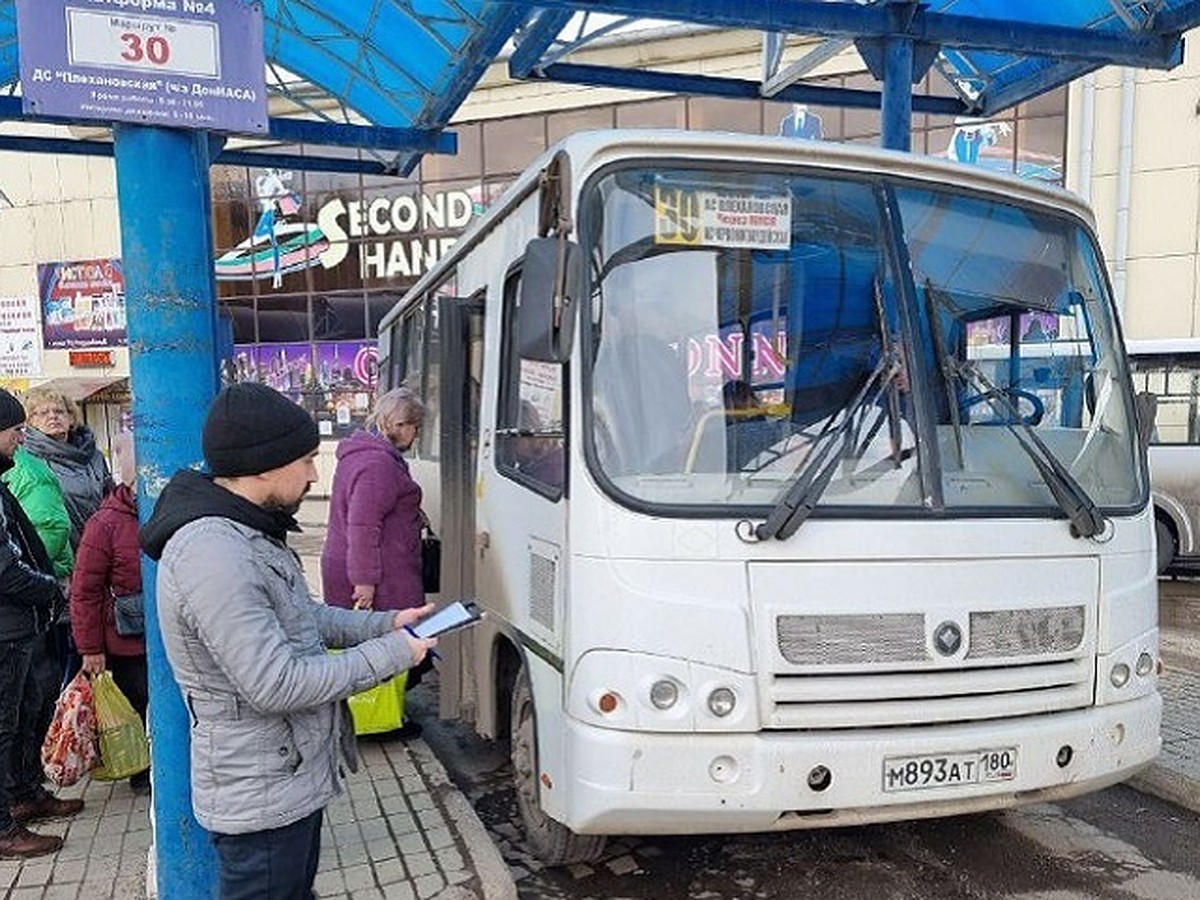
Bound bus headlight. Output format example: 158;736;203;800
649;679;679;710
1110;663;1131;688
1135;652;1154;677
707;687;737;717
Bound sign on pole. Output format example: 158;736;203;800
16;0;268;134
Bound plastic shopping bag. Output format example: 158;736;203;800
91;671;150;781
346;671;408;736
41;671;100;788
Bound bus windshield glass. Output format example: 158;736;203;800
582;164;1143;517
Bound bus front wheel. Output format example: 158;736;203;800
510;663;607;865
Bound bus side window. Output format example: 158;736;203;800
498;270;566;498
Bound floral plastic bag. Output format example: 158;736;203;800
91;671;150;781
347;671;408;736
41;671;100;788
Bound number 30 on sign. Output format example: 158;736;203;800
67;9;221;79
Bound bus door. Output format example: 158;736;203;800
476;265;569;687
437;293;484;719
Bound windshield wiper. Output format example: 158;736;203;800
947;359;1106;539
755;351;902;541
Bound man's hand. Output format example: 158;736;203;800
403;632;438;667
351;584;376;609
392;602;435;631
82;653;105;676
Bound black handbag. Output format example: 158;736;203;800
421;529;441;594
110;588;145;637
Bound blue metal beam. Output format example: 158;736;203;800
509;1;1185;68
881;36;913;152
510;9;576;77
0;97;456;155
0;133;419;175
527;62;968;115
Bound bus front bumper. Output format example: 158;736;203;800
557;693;1162;834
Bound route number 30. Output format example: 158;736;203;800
120;33;172;66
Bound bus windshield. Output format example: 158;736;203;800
582;164;1143;518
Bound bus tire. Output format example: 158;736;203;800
510;662;607;866
1156;517;1176;575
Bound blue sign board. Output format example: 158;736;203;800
16;0;267;134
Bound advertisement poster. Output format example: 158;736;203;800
0;295;41;378
228;340;378;439
39;259;127;349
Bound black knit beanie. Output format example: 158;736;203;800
0;389;25;432
202;383;319;477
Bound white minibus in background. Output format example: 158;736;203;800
1126;338;1200;573
378;131;1161;864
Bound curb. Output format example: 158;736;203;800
1126;762;1200;816
410;738;518;900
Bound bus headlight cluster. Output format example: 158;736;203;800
1109;651;1157;689
707;687;737;717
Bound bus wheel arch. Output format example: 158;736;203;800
1155;511;1178;575
510;655;607;865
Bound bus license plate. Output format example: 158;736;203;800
882;748;1017;793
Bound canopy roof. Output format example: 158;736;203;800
0;1;1198;162
513;1;1200;118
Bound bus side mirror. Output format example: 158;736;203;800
1134;390;1158;452
518;237;581;363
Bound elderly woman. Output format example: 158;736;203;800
21;388;112;549
321;387;427;614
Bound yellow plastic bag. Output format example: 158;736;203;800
346;671;407;736
91;671;150;781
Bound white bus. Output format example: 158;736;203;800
1126;338;1200;573
378;131;1161;864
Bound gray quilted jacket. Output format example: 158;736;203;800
153;510;415;834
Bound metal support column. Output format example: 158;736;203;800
112;124;220;900
881;35;914;152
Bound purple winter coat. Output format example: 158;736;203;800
321;430;424;611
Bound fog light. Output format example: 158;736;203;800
1055;745;1073;768
1110;663;1130;688
1135;653;1154;677
807;765;832;792
707;687;736;718
649;679;679;710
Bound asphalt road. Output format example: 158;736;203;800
408;684;1200;900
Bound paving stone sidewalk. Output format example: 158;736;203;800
0;725;515;900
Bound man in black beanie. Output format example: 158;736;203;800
0;389;81;858
140;383;436;899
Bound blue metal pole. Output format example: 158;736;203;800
112;124;220;900
881;35;914;152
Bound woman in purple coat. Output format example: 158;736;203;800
322;387;426;613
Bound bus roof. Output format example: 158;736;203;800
1125;337;1200;357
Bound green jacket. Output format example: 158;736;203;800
2;447;75;579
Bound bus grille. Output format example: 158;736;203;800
768;606;1092;729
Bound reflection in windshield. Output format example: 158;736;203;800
583;165;1142;519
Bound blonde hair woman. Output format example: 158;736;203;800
21;388;112;549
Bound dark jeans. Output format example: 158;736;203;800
108;654;148;725
0;639;47;833
212;808;323;900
